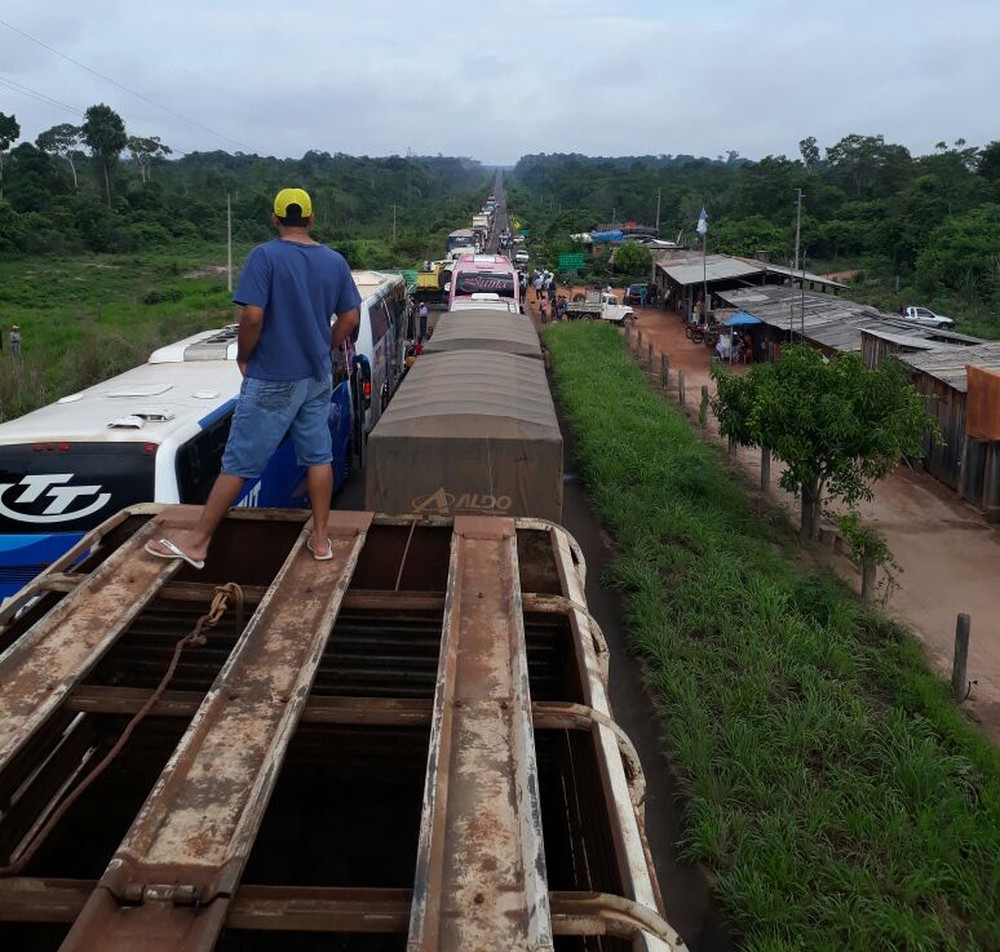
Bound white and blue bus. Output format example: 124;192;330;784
0;270;409;599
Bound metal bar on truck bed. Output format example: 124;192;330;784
60;511;373;952
0;521;177;773
407;515;553;952
547;522;670;937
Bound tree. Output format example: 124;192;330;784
82;104;127;207
612;240;652;276
825;133;913;200
799;136;820;170
711;345;931;539
126;135;172;183
0;112;21;200
914;204;1000;303
977;140;1000;183
36;123;83;189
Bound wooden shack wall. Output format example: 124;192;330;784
912;373;965;490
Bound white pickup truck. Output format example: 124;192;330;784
564;290;635;325
898;306;956;329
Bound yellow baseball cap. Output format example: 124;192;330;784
273;187;312;218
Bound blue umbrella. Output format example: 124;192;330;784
722;311;761;327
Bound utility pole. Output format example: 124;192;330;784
792;188;803;340
793;188;803;273
392;203;397;244
226;193;233;294
655;187;661;234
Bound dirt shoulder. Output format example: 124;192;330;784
534;289;1000;742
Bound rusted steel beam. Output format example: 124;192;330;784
0;880;413;933
407;516;553;952
61;511;373;952
66;686;435;726
0;523;178;773
0;882;679;947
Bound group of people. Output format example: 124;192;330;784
531;269;568;324
715;329;755;363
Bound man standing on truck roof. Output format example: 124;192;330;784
145;186;362;568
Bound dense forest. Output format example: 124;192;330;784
2;104;999;334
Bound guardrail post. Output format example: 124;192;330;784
678;370;686;405
624;322;632;347
952;613;971;701
647;342;654;371
660;354;669;390
636;329;644;358
699;385;709;427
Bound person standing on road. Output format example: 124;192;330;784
417;302;429;342
145;187;362;568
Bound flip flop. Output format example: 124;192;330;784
144;537;205;570
307;536;334;561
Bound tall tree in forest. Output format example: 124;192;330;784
82;104;127;207
126;135;172;183
36;123;83;189
799;136;820;170
0;112;21;200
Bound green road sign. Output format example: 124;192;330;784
558;253;586;271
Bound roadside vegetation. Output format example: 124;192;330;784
543;320;999;950
0;245;236;420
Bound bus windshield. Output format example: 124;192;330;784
448;254;520;311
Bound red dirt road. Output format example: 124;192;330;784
534;288;1000;742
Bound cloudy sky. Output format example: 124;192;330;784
2;0;998;166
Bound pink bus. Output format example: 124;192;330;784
447;253;522;312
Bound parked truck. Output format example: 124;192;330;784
564;288;636;325
898;305;956;329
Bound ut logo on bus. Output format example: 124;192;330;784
0;474;112;523
411;488;513;516
234;479;262;509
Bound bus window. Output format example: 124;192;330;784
371;298;391;343
175;413;233;505
332;343;350;387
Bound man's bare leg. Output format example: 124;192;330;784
306;462;333;557
147;473;246;563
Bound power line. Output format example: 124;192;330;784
0;75;82;117
0;16;257;154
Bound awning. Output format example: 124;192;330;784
722;311;762;327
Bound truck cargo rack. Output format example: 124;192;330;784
0;505;680;951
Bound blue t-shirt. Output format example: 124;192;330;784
233;239;362;381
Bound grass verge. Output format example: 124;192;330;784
543;321;999;951
0;244;241;420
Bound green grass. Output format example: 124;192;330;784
0;244;243;421
543;321;999;951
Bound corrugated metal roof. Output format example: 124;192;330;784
896;342;1000;392
719;286;986;354
653;252;846;290
860;329;939;350
757;262;846;290
658;254;762;286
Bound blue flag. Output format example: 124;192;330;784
696;207;708;236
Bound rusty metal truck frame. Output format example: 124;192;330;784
0;505;680;951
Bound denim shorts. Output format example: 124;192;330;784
222;375;333;479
